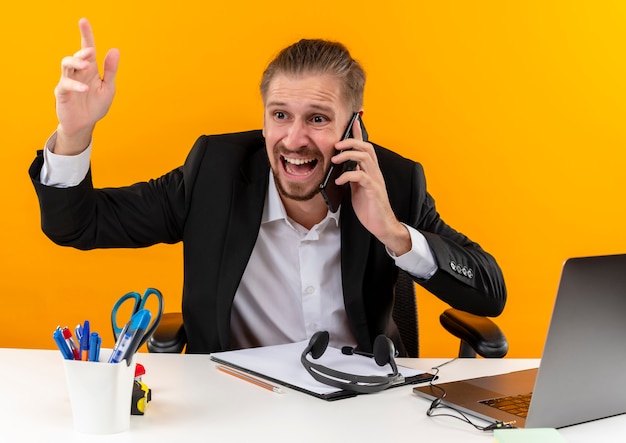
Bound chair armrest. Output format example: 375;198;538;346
147;312;187;353
439;308;508;358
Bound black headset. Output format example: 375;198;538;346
300;331;401;394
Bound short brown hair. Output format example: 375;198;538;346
260;39;366;112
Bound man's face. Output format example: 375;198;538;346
262;73;352;204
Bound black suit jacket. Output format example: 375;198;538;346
30;130;506;354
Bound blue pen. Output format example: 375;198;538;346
109;309;151;365
79;321;90;361
53;327;74;360
109;323;128;361
88;332;101;362
75;324;83;343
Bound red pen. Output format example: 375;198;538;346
62;327;80;360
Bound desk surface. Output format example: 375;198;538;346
0;348;622;442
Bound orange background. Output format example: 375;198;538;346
1;2;624;357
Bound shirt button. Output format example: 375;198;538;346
304;286;315;295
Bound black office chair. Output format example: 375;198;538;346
147;270;508;358
392;270;508;358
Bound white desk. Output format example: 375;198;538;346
0;349;622;442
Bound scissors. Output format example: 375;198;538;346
111;288;164;349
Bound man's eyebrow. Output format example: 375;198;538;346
265;101;335;114
265;100;287;108
309;104;334;114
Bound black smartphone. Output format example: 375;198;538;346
319;113;368;213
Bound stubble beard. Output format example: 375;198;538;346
271;166;320;202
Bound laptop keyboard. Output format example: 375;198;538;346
479;392;533;418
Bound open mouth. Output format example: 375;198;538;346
281;155;319;176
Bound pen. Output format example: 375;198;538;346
61;327;80;360
74;324;83;344
53;327;74;360
109;309;151;365
108;323;129;363
79;321;90;361
216;365;285;394
88;332;101;362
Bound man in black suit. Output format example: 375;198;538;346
30;19;506;354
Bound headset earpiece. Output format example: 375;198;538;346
308;331;329;359
373;335;394;366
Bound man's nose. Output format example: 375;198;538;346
283;120;308;149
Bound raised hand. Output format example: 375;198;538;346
53;18;120;155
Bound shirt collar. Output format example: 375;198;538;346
263;173;341;228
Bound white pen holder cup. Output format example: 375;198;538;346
62;349;136;434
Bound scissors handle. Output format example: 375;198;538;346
139;288;164;348
111;291;142;340
111;288;164;348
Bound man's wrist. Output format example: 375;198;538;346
40;131;92;188
381;221;412;257
387;224;437;280
53;125;93;156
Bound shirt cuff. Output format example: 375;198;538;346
40;132;91;188
387;224;438;280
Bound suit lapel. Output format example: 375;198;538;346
215;149;269;346
340;200;372;348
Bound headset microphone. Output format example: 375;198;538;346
301;331;401;394
342;345;400;359
341;346;373;358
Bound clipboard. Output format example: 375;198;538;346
210;340;435;401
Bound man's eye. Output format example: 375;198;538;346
312;115;327;123
274;111;286;120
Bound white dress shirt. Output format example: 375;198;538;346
230;174;353;348
41;136;437;349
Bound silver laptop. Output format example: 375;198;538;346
414;254;626;428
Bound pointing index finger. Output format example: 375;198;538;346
78;17;95;49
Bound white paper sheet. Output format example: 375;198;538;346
210;340;424;396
